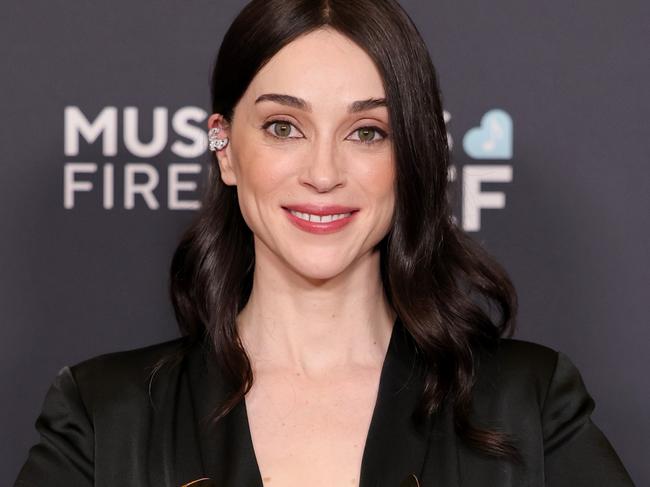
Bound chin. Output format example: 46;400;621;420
289;258;352;282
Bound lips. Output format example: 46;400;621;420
282;204;359;234
282;204;359;216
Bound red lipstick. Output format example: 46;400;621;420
282;204;359;234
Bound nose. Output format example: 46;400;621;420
298;136;345;192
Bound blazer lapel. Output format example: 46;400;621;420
145;340;205;487
359;317;461;487
170;359;207;485
420;399;462;486
186;338;264;487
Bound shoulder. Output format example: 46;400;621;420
474;339;633;483
492;337;557;363
478;338;560;379
473;338;563;412
472;338;597;432
67;336;191;414
70;336;189;379
489;337;559;380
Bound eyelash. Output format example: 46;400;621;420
261;119;389;145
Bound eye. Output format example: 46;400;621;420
347;126;388;145
262;119;303;139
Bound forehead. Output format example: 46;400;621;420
244;28;386;108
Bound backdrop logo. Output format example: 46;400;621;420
63;106;209;210
463;109;513;159
446;109;514;232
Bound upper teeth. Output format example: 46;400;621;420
290;210;353;223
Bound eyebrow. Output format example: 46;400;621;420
254;93;387;113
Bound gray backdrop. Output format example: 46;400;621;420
1;0;647;484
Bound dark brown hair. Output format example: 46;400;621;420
169;0;519;460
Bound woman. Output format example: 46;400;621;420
15;0;634;486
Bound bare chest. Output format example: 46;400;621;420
244;368;382;487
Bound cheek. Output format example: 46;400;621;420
358;156;396;206
362;157;396;236
233;145;293;213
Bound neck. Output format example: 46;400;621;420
236;244;396;376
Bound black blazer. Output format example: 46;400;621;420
15;319;634;486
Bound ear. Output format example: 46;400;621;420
207;112;237;186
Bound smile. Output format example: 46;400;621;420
289;210;353;222
283;207;358;234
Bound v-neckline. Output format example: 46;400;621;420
189;314;436;487
240;316;401;486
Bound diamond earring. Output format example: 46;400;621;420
208;127;229;151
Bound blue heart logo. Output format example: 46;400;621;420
462;109;513;159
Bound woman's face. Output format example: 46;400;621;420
211;28;395;281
